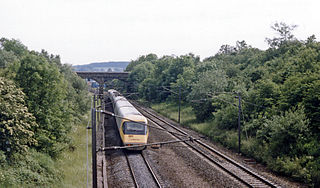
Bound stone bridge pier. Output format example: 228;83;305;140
75;72;129;95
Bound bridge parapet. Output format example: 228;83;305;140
76;71;129;84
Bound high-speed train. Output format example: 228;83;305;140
107;89;148;150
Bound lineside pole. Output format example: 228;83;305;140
92;95;97;188
237;93;241;154
178;86;181;124
94;93;96;109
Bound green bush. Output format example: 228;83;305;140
241;137;259;158
268;156;309;182
257;106;309;157
0;150;61;187
224;131;238;150
214;105;238;130
306;157;320;187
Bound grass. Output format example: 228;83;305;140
55;115;92;188
151;101;211;135
151;102;196;124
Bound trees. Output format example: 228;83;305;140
125;53;199;102
0;77;37;156
127;61;155;96
60;64;90;121
188;67;228;121
125;53;157;71
0;50;17;68
302;79;320;135
265;22;298;48
218;44;237;55
14;54;70;157
165;54;199;86
0;38;27;58
0;38;90;186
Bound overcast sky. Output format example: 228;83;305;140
0;0;319;65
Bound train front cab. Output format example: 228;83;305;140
119;117;148;150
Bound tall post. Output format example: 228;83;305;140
92;95;97;188
178;86;181;124
237;93;241;154
94;94;96;108
99;83;104;97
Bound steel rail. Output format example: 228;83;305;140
124;152;139;188
135;104;280;188
141;152;163;188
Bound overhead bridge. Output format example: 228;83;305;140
76;71;129;94
76;71;129;84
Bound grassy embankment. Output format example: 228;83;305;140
55;113;92;188
151;102;242;151
151;102;209;133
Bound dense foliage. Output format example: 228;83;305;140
0;77;37;155
0;38;90;186
124;23;320;186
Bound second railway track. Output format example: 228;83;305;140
134;103;280;188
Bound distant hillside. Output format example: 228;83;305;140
73;61;130;72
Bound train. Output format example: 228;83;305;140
107;89;149;150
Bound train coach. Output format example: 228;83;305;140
107;89;149;150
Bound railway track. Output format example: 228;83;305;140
135;103;281;188
124;150;162;188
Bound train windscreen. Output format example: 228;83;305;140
123;122;147;135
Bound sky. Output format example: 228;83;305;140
0;0;319;65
